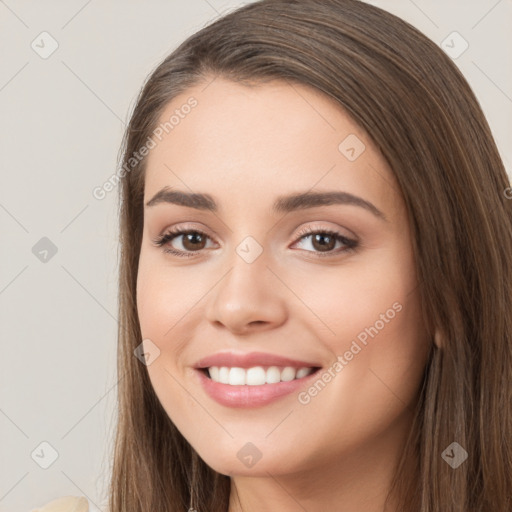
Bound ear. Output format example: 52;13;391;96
434;329;442;349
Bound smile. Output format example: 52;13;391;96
195;366;322;408
205;365;316;385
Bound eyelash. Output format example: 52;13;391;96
152;225;359;259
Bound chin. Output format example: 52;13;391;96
196;443;304;477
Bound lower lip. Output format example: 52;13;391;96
194;368;321;408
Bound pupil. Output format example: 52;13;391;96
314;234;334;251
184;232;204;250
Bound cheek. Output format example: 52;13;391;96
136;251;204;338
292;245;420;346
136;254;201;442
135;253;208;414
298;245;428;403
292;284;428;462
320;277;428;429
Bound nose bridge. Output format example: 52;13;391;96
205;237;287;332
217;239;273;306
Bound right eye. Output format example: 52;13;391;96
152;227;217;258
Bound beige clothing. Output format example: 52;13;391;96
31;496;89;512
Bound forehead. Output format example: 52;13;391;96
143;77;400;220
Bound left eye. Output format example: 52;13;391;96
152;226;358;258
292;226;358;256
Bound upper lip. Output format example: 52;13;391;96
194;351;321;369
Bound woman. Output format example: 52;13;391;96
35;0;512;510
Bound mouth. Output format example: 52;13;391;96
198;365;322;386
194;364;323;408
192;351;324;407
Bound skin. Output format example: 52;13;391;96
136;77;432;512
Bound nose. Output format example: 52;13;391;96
205;251;288;335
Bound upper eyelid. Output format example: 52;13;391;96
159;224;356;248
160;223;354;241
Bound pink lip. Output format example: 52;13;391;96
193;351;320;369
194;367;321;408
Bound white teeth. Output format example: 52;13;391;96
229;367;246;385
266;366;281;384
209;366;219;381
206;365;315;385
296;367;312;379
280;367;296;382
218;367;230;384
246;366;266;385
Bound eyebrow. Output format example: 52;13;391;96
145;186;387;221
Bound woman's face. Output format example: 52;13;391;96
136;77;431;478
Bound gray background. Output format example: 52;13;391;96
1;1;510;510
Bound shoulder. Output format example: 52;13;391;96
30;496;90;512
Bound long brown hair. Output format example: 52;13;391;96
109;0;512;510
